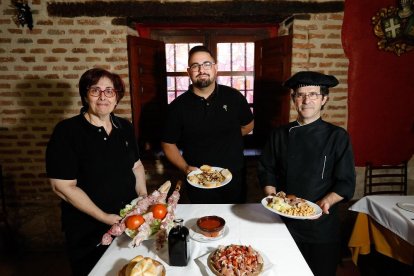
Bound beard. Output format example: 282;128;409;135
192;74;214;88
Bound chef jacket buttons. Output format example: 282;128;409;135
104;137;107;141
98;129;102;132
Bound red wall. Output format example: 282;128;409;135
343;0;414;166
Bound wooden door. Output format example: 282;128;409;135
253;35;292;147
127;35;167;151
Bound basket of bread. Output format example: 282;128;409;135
118;255;166;276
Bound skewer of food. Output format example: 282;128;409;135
101;181;181;248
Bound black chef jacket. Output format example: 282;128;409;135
162;84;254;203
258;118;355;243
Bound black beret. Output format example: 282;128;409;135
284;71;339;89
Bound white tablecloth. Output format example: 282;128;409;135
349;195;414;245
89;204;313;276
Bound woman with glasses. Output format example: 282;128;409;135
258;71;355;276
46;68;147;276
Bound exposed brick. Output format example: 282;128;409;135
56;82;71;88
37;39;53;44
72;48;88;53
62;74;79;79
322;24;342;30
309;33;325;39
53;65;68;71
93;48;110;53
30;48;47;54
43;57;60;62
15;65;29;71
27;29;42;35
325;53;346;58
48;92;64;97
80;38;95;44
11;48;26;53
0;57;15;62
2;109;26;115
24;75;40;80
16;83;31;89
33;66;48;71
69;29;85;35
21;57;36;62
321;43;342;49
77;19;100;25
89;29;107;35
111;29;125;35
37;20;53;25
73;65;89;71
114;64;129;70
0;74;20;80
113;48;127;53
85;57;101;62
52;48;67;53
0;38;12;43
59;38;73;44
102;37;126;44
319;62;333;67
44;74;59;79
36;83;52;88
25;91;43;97
0;19;12;24
293;43;316;49
58;19;74;25
48;29;65;35
328;33;340;39
310;52;323;58
65;57;80;62
8;29;23;34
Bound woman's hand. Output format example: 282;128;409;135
101;213;122;225
185;165;198;175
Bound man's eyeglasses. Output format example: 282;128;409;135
293;92;322;100
88;87;116;98
188;61;215;72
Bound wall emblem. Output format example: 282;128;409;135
372;0;414;55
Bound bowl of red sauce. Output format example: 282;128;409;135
196;216;226;237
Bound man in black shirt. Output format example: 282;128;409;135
258;71;355;276
162;46;254;203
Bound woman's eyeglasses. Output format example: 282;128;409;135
188;61;215;72
88;87;116;98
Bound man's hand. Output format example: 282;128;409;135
263;185;276;196
316;192;343;215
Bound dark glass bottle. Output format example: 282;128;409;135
168;218;189;266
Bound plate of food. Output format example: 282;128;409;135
396;202;414;213
187;165;232;189
207;244;264;276
261;191;322;220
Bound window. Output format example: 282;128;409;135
164;41;255;111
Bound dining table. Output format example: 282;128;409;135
89;203;314;275
348;195;414;266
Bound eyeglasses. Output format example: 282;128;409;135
188;61;215;72
88;87;116;98
293;92;322;100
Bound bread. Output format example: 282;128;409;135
204;181;220;188
118;255;165;276
200;165;213;172
220;169;232;179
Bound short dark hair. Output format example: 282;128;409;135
78;68;125;109
188;45;215;63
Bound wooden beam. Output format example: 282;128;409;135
47;1;344;24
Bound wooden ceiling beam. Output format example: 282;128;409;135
47;1;343;24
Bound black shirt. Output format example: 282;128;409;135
162;84;254;203
46;112;140;231
258;118;355;242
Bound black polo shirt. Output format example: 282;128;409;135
46;112;139;231
163;84;253;171
162;84;253;203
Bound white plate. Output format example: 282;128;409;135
190;225;229;243
261;196;322;220
187;167;232;189
396;202;414;213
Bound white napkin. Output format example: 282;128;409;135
194;250;277;276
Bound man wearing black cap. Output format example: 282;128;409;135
258;71;355;276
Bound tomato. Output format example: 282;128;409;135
125;215;145;230
151;204;168;220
